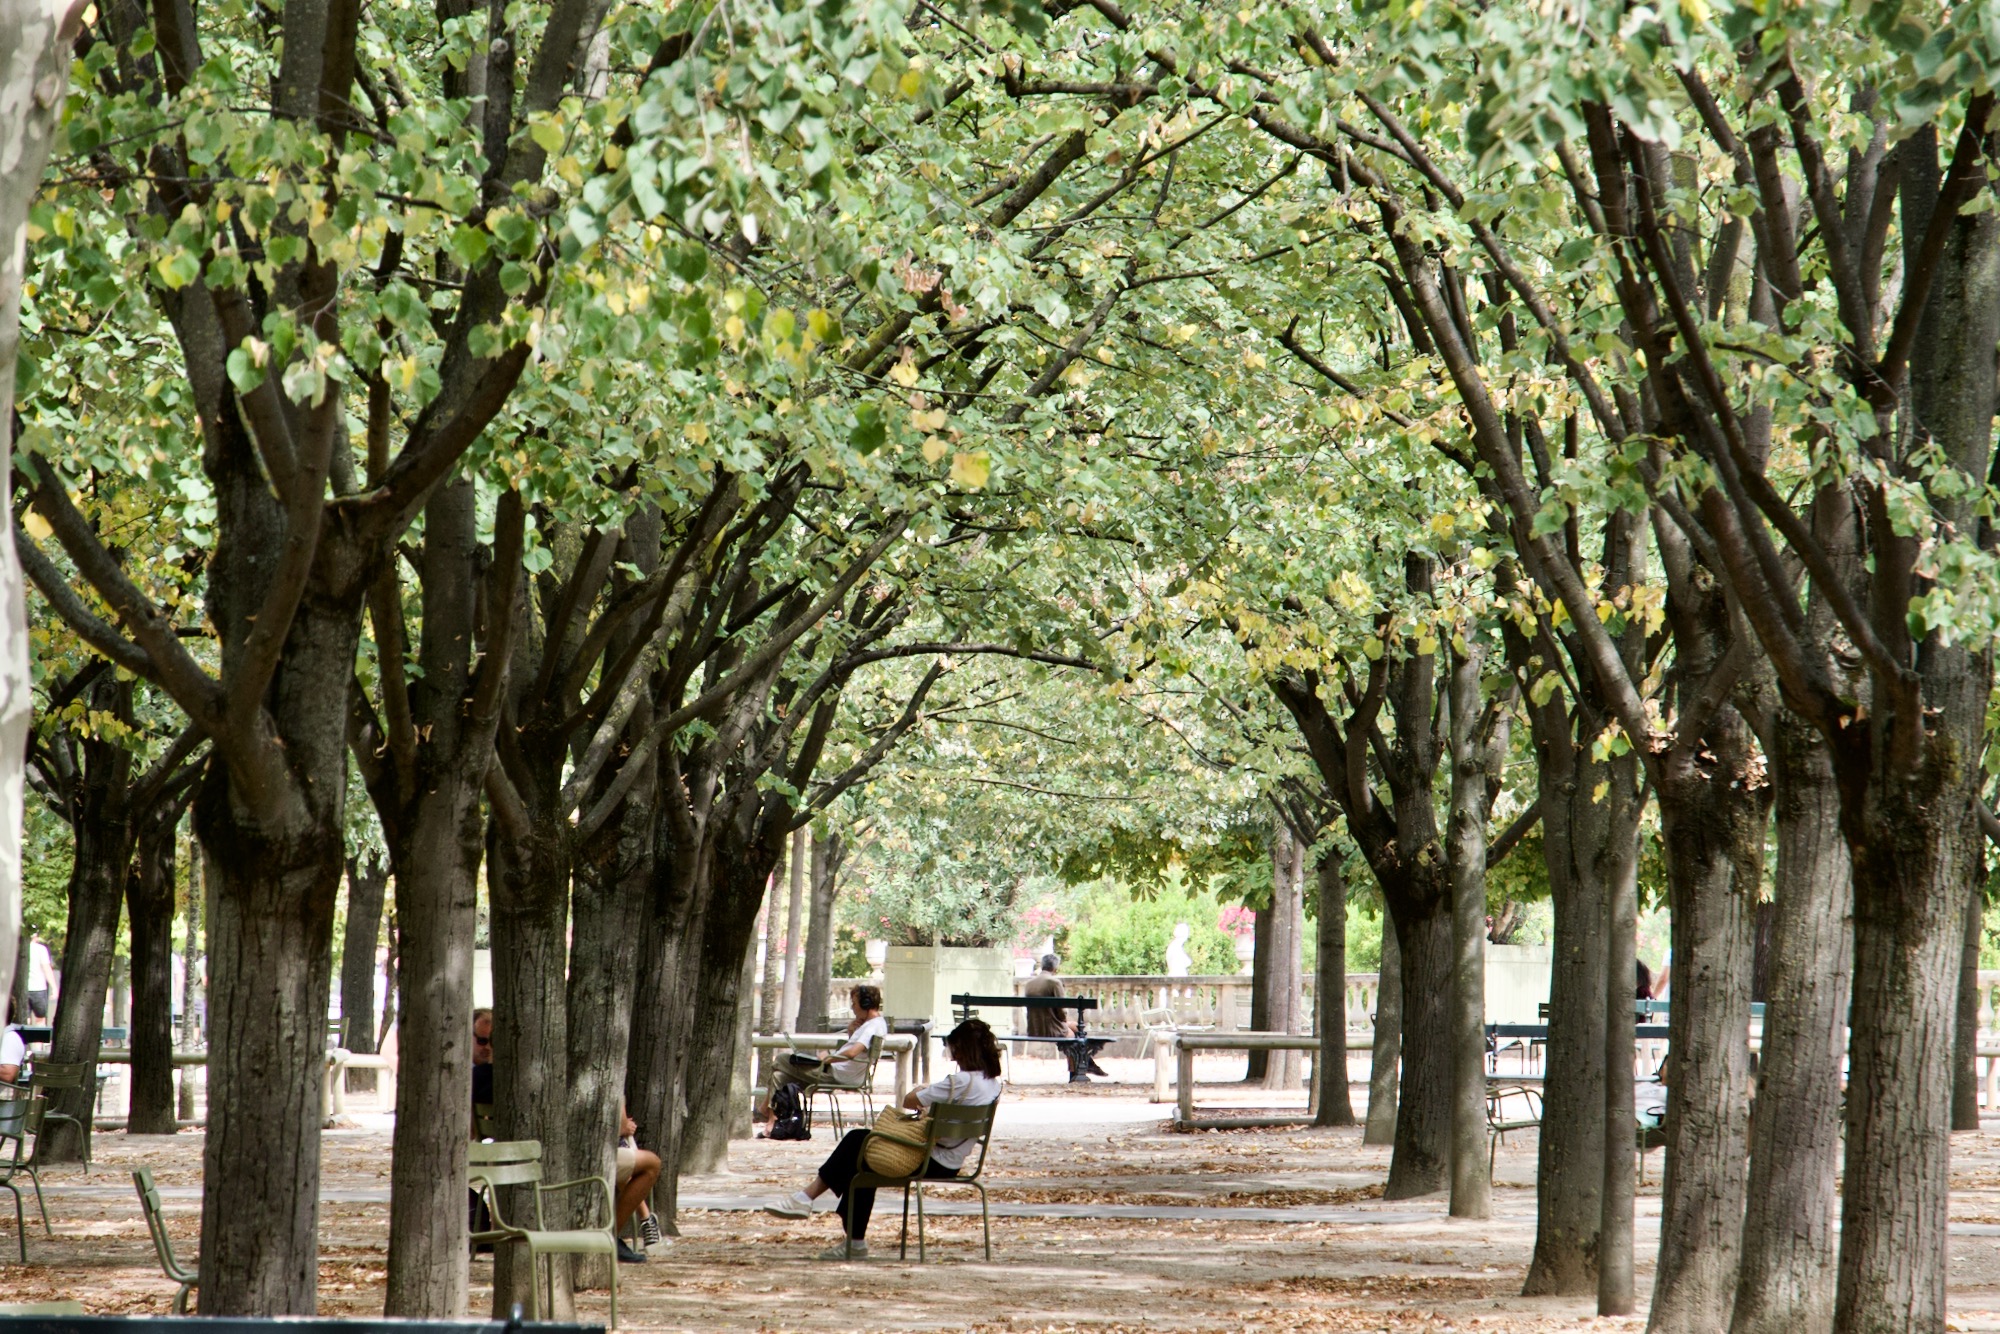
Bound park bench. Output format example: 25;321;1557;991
948;993;1106;1078
1162;1031;1322;1130
847;1099;1000;1262
132;1167;198;1313
467;1140;619;1326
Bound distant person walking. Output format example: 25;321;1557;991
25;934;54;1020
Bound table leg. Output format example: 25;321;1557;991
1154;1039;1170;1104
894;1047;910;1101
1176;1042;1194;1129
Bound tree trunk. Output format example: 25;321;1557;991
798;829;843;1031
562;785;652;1291
1647;707;1768;1334
44;796;128;1160
1731;707;1852;1334
1523;743;1628;1295
382;809;479;1318
682;859;769;1173
178;855;203;1121
1598;754;1642;1317
1364;910;1400;1146
1953;852;1984;1133
193;804;343;1314
1247;904;1272;1081
126;797;184;1134
779;826;806;1031
0;0;83;1021
1444;645;1493;1220
1312;848;1353;1127
626;839;701;1231
755;838;785;1033
1836;749;1982;1334
340;853;387;1092
1264;818;1303;1092
1385;885;1452;1198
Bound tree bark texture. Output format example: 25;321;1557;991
1445;645;1496;1219
178;864;202;1120
44;678;134;1161
1597;752;1642;1317
1953;854;1984;1133
1312;847;1353;1127
1365;910;1400;1146
626;830;701;1231
681;841;777;1173
1386;888;1451;1197
1731;706;1852;1334
1246;904;1272;1082
797;828;844;1031
1263;817;1304;1092
340;853;387;1077
194;799;343;1314
755;838;785;1034
779;826;806;1031
126;793;188;1133
1646;703;1768;1334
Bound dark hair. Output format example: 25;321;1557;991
1634;961;1653;1000
853;984;883;1013
945;1018;1003;1078
1040;954;1059;973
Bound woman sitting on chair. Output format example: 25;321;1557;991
764;1018;1003;1260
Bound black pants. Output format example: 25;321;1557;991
818;1129;957;1241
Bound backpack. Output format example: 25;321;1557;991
769;1082;809;1140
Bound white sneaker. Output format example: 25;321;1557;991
814;1239;868;1261
763;1192;813;1219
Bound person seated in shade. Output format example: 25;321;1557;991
756;984;887;1137
763;1018;1003;1261
615;1103;663;1262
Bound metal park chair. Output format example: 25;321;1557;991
467;1139;618;1325
847;1100;1000;1262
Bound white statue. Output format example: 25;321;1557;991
1165;922;1193;977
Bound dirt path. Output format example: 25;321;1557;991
15;1068;2000;1331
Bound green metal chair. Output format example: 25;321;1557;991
132;1167;198;1313
473;1101;497;1141
0;1092;50;1260
848;1099;999;1262
803;1032;885;1137
467;1140;618;1325
29;1061;94;1172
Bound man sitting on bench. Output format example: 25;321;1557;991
756;985;887;1137
1024;955;1106;1083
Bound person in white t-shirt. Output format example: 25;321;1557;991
756;985;889;1137
25;935;53;1020
0;1018;26;1084
764;1018;1003;1261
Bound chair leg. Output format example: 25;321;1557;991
5;1182;22;1263
978;1184;991;1262
28;1166;48;1236
914;1183;926;1263
173;1282;192;1315
608;1252;617;1330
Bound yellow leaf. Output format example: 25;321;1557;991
950;451;990;490
911;408;947;431
724;315;746;343
1242;348;1267;369
888;356;921;388
923;436;948;463
21;511;51;542
686;422;710;444
899;68;923;97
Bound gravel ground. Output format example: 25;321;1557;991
12;1055;2000;1331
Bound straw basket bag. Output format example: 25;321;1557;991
861;1106;932;1176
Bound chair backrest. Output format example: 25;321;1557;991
467;1139;544;1189
924;1100;999;1177
132;1167;194;1282
0;1300;85;1315
472;1102;497;1140
30;1061;88;1092
0;1092;42;1142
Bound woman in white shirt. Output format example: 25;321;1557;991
765;1018;1003;1260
